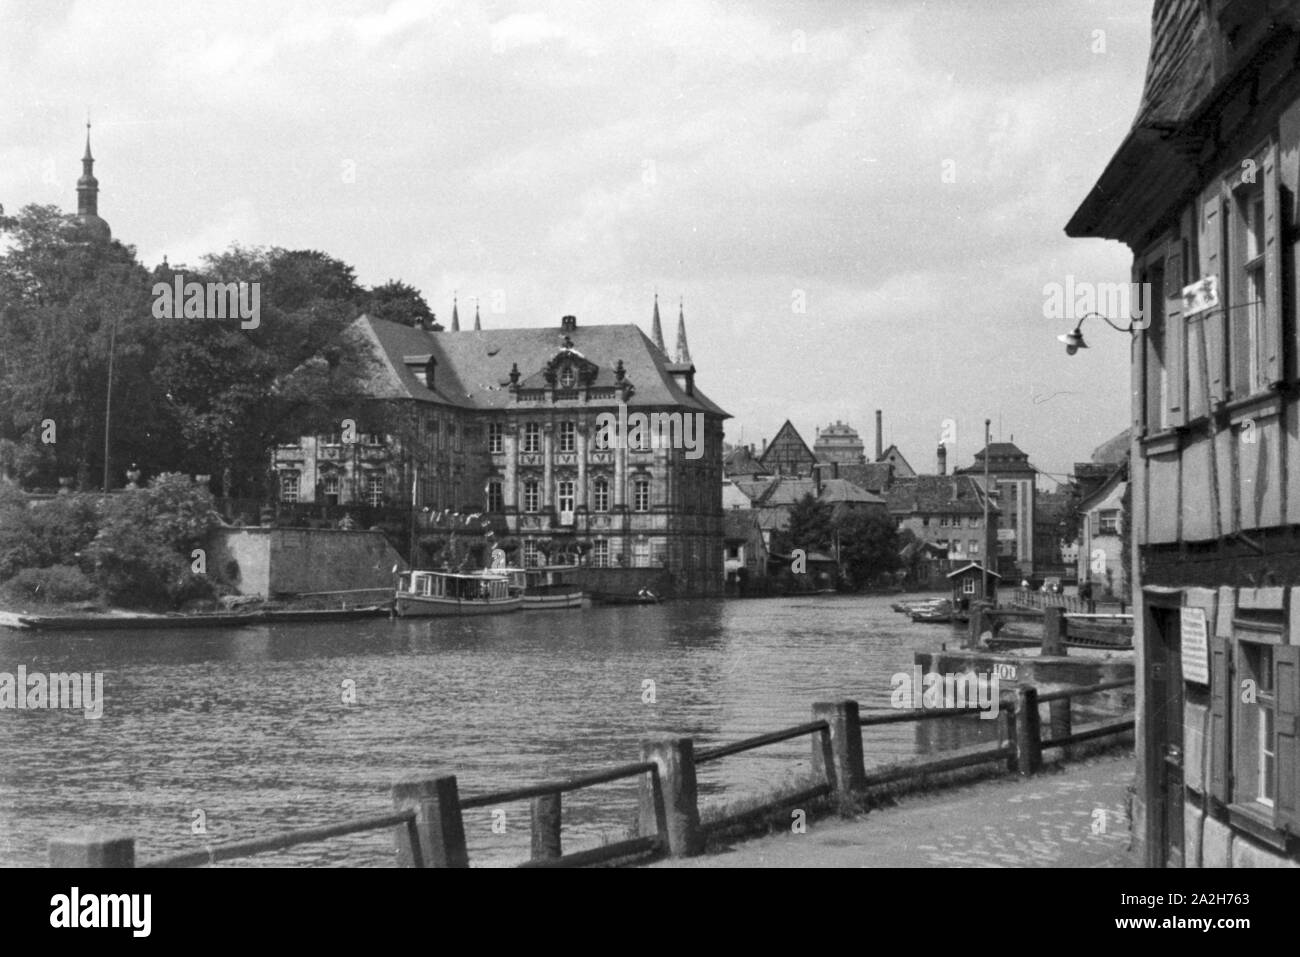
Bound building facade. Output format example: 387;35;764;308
956;442;1038;577
275;308;729;595
1067;0;1300;866
813;420;867;466
885;474;998;582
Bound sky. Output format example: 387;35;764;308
0;0;1153;484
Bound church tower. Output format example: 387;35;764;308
73;122;111;242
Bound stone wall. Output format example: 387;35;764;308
207;527;405;597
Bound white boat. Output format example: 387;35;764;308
395;570;522;617
493;566;585;610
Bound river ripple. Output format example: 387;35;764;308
0;593;988;867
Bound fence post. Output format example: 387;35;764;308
1042;606;1066;656
530;794;562;861
392;774;469;868
1014;688;1042;775
1000;696;1018;771
967;606;984;649
638;736;702;858
48;832;135;867
811;701;865;801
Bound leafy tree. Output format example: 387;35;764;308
366;279;435;327
773;493;834;555
834;508;902;587
0;204;159;489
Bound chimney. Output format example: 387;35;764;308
875;410;883;461
761;438;767;453
937;444;947;476
561;315;577;332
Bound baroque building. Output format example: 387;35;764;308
274;302;729;595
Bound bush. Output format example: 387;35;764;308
2;564;100;605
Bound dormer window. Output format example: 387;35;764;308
559;365;576;389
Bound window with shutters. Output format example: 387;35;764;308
1231;181;1268;396
1098;510;1119;535
1216;622;1300;843
1224;142;1281;401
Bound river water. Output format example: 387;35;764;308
0;593;997;867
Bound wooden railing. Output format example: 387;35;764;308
48;679;1133;868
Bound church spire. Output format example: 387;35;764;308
451;292;460;332
651;291;666;353
473;298;481;331
73;120;111;242
78;121;99;218
674;299;692;364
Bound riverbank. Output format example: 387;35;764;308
649;749;1137;868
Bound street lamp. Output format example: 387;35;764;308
1057;311;1136;355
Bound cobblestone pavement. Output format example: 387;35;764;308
650;751;1137;868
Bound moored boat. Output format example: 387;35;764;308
395;570;521;617
910;599;954;623
492;566;585;610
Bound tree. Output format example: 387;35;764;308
834;509;901;588
366;280;435;328
773;493;834;555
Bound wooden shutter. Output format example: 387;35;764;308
1090;511;1101;536
1166;250;1186;427
1209;636;1232;803
1275;645;1299;832
1132;315;1146;433
1201;193;1226;403
1263;145;1283;386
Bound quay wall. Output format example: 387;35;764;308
207;527;405;597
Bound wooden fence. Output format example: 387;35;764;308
49;678;1134;868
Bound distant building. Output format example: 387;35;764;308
955;441;1038;577
878;444;916;479
758;420;819;476
722;508;767;593
886;475;997;584
1075;465;1127;600
275;304;728;595
814;421;867;466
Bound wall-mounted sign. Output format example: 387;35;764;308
1181;607;1209;685
1181;276;1220;317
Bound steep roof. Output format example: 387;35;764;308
818;478;885;505
877;444;915;477
1077;468;1127;514
885;474;997;517
356;315;728;416
723;445;770;477
837;462;894;493
1067;2;1300;242
955;441;1037;476
758;420;818;473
